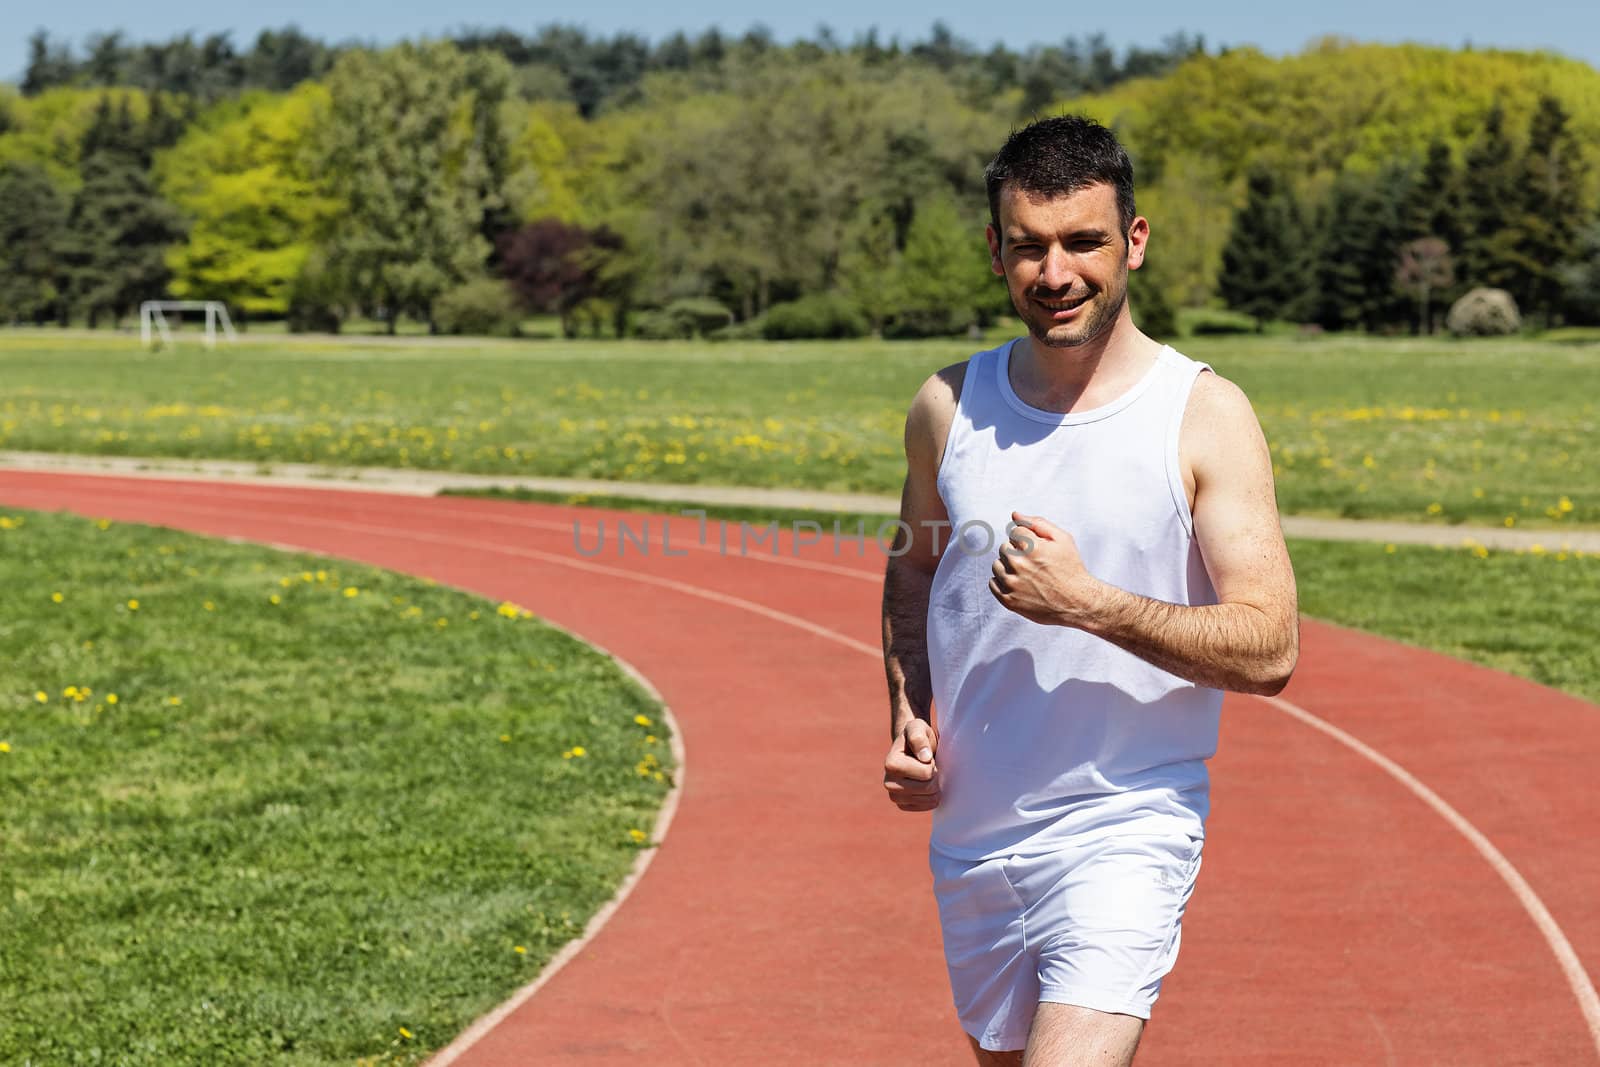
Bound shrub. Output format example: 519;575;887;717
1185;307;1259;335
761;293;868;340
431;278;522;337
630;309;690;340
286;255;343;334
665;298;734;337
883;305;976;339
1446;287;1520;336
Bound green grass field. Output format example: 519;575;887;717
0;509;673;1065
2;330;1596;529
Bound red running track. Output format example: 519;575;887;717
3;469;1598;1066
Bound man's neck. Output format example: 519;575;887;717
1012;313;1161;414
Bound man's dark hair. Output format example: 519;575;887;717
984;115;1136;238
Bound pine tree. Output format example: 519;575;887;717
1510;95;1587;322
1459;102;1520;292
1311;169;1407;332
58;152;187;327
1218;167;1308;328
0;163;69;324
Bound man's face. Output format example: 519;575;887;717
986;182;1147;349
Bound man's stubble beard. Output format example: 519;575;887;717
1019;277;1128;350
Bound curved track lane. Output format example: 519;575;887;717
3;470;1597;1065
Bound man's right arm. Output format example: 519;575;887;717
881;362;964;812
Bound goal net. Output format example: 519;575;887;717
139;301;238;349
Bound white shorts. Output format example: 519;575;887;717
929;831;1204;1052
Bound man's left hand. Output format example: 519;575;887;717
989;512;1102;627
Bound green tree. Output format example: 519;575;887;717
1310;169;1406;332
881;193;1000;337
155;86;339;316
1217;166;1309;328
57;151;187;327
1459;102;1521;292
0;162;69;323
1510;95;1588;322
308;42;513;332
1559;222;1600;324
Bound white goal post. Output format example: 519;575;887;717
139;300;238;349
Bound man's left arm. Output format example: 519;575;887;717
989;372;1299;695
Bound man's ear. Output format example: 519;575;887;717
1126;216;1150;271
986;224;1004;277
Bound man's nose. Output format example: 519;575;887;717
1040;247;1076;291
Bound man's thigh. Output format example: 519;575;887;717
965;1005;1143;1067
1025;1003;1144;1066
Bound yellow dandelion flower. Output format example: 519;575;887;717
514;945;527;955
316;570;328;582
34;690;47;703
653;771;665;782
398;1026;413;1040
300;571;313;582
269;594;281;605
497;602;519;618
469;611;480;620
628;828;647;844
1504;515;1516;528
570;745;586;757
343;587;359;598
499;734;511;743
633;714;652;727
96;519;111;530
435;618;448;628
51;592;63;603
0;742;10;753
167;696;182;706
127;599;140;611
63;686;78;698
645;734;658;745
1425;502;1442;516
1472;487;1485;499
279;577;293;588
1558;496;1575;514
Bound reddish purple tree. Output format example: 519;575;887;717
496;219;622;338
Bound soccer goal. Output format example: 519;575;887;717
139;300;238;349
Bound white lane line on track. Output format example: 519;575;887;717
8;474;889;583
1257;694;1600;1057
11;484;1598;1061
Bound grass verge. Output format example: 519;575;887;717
2;331;1595;529
0;508;673;1065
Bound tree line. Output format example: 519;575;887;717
20;23;1204;117
1220;96;1594;332
2;34;1599;338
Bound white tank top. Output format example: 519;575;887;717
927;339;1222;861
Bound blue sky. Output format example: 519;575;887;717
6;0;1598;83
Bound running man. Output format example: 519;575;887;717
880;115;1299;1065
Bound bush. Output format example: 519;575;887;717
630;309;690;340
1185;307;1258;335
286;255;343;334
431;278;522;337
1129;269;1178;341
761;293;869;340
1446;287;1520;337
883;305;976;339
665;298;734;337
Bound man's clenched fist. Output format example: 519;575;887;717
883;718;940;812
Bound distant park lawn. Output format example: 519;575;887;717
0;509;672;1066
0;330;1596;530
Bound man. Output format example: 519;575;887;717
880;115;1299;1066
